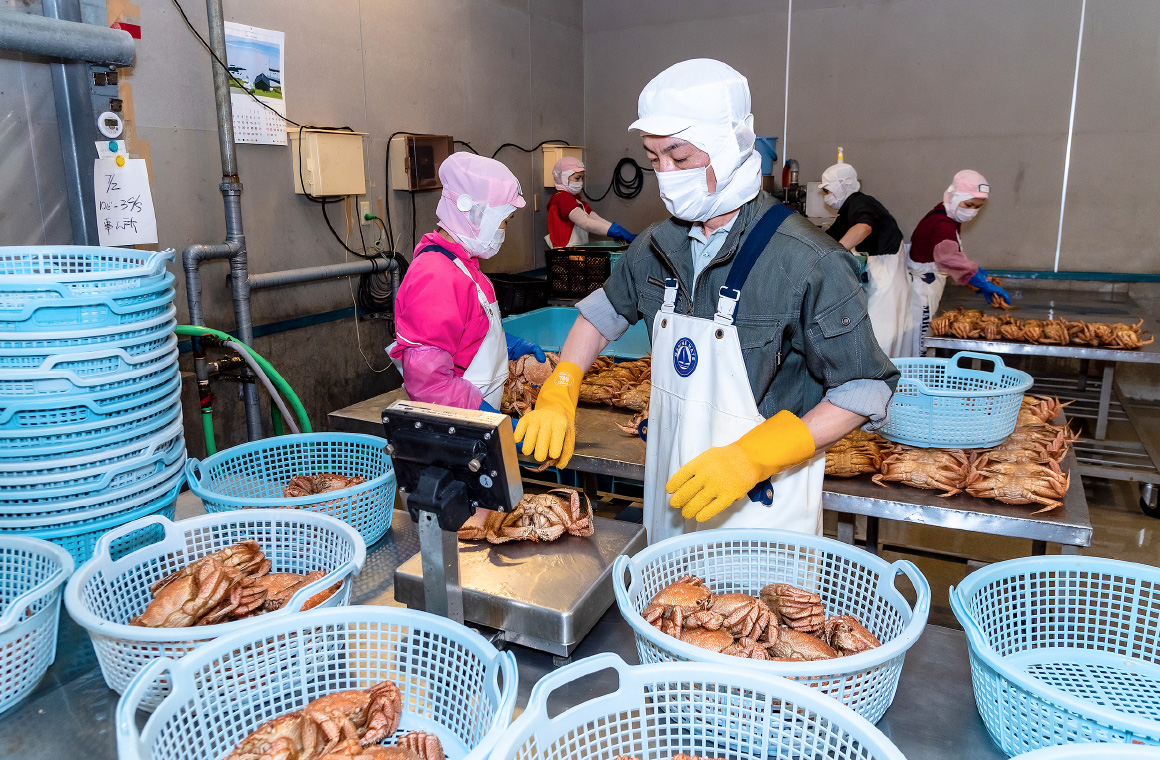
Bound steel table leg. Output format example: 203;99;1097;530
583;472;599;500
864;516;880;555
1096;363;1115;440
1031;539;1047;556
837;514;855;545
1077;359;1089;393
1060;543;1082;556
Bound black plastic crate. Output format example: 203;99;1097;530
546;248;616;298
490;273;549;316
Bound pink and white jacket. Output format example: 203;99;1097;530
390;232;497;409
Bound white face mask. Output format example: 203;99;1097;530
566;180;583;194
824;193;843;210
953;205;979;223
655;166;717;222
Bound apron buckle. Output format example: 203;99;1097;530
662;277;679;312
714;286;740;325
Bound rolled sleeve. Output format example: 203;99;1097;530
826;379;894;429
801;250;901;392
577;289;631;342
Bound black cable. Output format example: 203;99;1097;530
490;139;570;159
584;157;653;203
454;140;479;154
170;0;304;128
384;131;429;257
410;191;418;251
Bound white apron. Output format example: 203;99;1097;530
904;257;947;358
861;241;913;358
544;224;588;248
388;245;509;408
642;206;824;545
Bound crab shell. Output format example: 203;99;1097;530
767;627;838;661
395;732;445;760
759;583;826;635
132;558;244;628
706;593;777;642
643;576;713;631
823;615;882;656
225;714;319;760
301;680;403;754
678;626;735;653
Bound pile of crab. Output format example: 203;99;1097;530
642;575;881;662
226;679;445;760
457;488;593;544
825;394;1076;512
501;354;652;436
130;540;340;628
930;308;1154;349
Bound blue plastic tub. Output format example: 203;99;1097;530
503;307;650;359
0;307;175;354
0;366;179;432
0;332;175;375
0;276;175;334
755;136;779;175
0;459;185;526
0;247;172;291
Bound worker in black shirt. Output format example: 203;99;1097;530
820;162;911;357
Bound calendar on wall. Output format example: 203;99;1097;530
224;22;287;145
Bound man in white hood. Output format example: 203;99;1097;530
516;59;898;542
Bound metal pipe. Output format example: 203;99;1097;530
42;0;101;245
0;8;135;65
248;258;395;291
204;0;238;179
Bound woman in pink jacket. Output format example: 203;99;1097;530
388;152;544;413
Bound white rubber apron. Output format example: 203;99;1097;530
642;214;824;544
544;223;589;248
905;257;947;357
861;241;913;359
388;245;508;408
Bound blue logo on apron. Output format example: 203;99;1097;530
673;337;698;377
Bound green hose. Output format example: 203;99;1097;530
201;407;217;456
271;405;286;436
177;325;313;433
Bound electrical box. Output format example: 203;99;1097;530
542;145;583;187
288;128;368;197
390;134;454;191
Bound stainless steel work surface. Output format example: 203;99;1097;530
926;286;1160;363
0;509;1006;760
332;392;1091;547
394;513;647;656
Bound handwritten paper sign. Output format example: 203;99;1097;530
93;157;158;247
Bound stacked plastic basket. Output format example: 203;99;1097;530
0;246;185;565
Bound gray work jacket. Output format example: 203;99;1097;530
577;194;900;422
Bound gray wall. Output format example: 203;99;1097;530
582;0;1160;275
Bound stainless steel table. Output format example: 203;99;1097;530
331;391;1092;555
926;287;1160;484
0;512;1008;760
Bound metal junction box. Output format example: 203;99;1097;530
390;134;454;191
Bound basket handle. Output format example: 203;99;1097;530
116;657;175;753
611;555;638;612
526;652;630;716
889;559;931;624
489;650;519;730
946;351;1007;379
92;514;176;564
184;458;204;488
948;584;991;652
0;566;67;634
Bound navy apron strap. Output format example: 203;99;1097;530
715;203;796;323
417;243;458;262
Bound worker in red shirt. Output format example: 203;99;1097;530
545;156;635;247
905;169;1011;355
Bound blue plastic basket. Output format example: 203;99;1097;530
0;426;184;505
0;333;177;383
9;476;182;566
0;388;181;457
0;346;178;399
0;462;185;527
1013;747;1160;760
116;606;518;760
0;366;178;432
951;556;1160;755
0;536;73;714
187;433;397;545
491;654;906;760
503;306;650;359
0;413;182;474
614;528;930;723
0;277;174;333
0;305;175;354
65;509;366;709
0;246;172;290
879;351;1032;449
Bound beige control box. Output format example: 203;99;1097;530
288;128;368;197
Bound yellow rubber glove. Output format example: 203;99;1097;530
514;362;582;469
666;410;816;523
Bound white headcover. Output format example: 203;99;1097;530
629;59;762;222
820;162;861;207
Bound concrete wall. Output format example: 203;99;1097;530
1;0;583;453
582;0;1160;275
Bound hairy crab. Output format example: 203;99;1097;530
457;489;593;544
759;583;826;635
301;680;403;754
678;626;735;653
687;593;777;643
872;447;971;497
825;440;882;478
252;570;340;613
225;714;322;760
767;627;837;661
132;558;244;628
823;615;882;656
283;473;367;498
965;455;1070;512
395;732;445;760
722;636;772;660
642;575;713;636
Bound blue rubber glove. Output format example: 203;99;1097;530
505;333;546;362
968;268;1011;306
607;222;636;243
478;400;525;452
